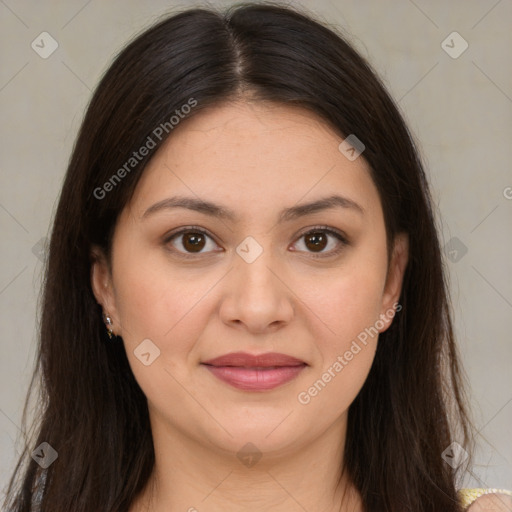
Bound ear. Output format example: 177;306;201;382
378;232;409;333
90;245;120;336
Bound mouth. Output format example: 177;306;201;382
200;352;307;391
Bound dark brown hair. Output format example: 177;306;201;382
4;3;475;511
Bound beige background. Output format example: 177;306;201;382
1;0;511;497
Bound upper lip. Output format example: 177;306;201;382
202;352;307;367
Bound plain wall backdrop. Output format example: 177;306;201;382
1;0;511;498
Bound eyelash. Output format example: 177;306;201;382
163;225;349;260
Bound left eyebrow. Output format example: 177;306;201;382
141;194;365;222
278;194;365;222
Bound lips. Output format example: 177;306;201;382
201;352;307;391
202;351;306;368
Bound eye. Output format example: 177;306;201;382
291;226;348;258
164;227;219;257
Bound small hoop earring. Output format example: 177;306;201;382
102;311;114;339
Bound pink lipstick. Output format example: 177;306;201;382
201;352;307;391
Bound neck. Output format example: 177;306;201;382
130;411;363;512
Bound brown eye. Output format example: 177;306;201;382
292;227;348;258
304;231;328;252
165;228;219;256
181;232;206;253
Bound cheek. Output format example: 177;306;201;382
302;259;387;349
111;244;204;348
111;251;209;406
293;254;386;410
295;284;381;416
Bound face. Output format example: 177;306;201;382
91;100;408;459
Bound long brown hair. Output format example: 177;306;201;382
4;3;475;511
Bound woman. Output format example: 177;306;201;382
3;3;511;511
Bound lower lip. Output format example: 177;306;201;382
202;364;306;391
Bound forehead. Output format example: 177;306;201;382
126;100;382;224
160;100;346;167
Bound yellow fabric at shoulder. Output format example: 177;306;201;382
458;488;512;509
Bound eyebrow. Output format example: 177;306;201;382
142;194;365;222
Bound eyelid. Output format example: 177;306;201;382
163;224;349;259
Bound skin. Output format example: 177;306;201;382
91;100;409;512
468;493;512;511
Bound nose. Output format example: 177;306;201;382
218;246;295;335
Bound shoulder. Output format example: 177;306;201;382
459;488;512;510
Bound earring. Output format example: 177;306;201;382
102;311;114;339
